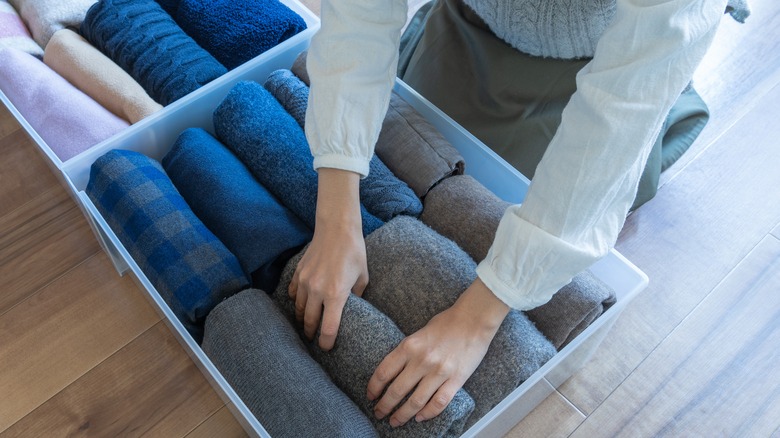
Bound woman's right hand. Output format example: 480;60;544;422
288;167;368;351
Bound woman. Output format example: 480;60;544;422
289;0;742;428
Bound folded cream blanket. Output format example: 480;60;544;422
44;29;162;124
8;0;95;47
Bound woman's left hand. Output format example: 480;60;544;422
367;278;510;427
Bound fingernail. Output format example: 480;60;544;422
389;418;401;428
374;409;385;420
366;391;375;401
415;414;426;422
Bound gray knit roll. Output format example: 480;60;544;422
362;216;556;427
202;289;377;438
274;251;475;437
421;174;617;350
461;0;615;59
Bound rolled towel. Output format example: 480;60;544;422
0;48;128;161
162;128;312;292
202;289;377;438
362;216;556;426
263;69;423;221
525;271;616;349
290;51;464;198
86;149;248;342
7;0;95;47
80;0;227;106
175;0;306;70
213;81;383;236
0;0;43;57
274;250;475;437
420;174;617;350
43;29;162;124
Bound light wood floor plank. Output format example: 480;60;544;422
2;321;224;437
661;0;780;187
0;253;160;432
0;126;59;218
559;82;780;414
185;405;248;438
504;390;585;438
0;105;20;139
570;235;780;437
0;187;100;315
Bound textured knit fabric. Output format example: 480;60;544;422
162;128;312;293
80;0;227;106
0;1;43;57
0;47;128;161
174;0;306;70
85;149;248;342
263;68;423;221
420;174;617;350
213;81;383;236
274;250;475;437
305;0;725;311
43;29;162;124
362;216;556;426
202;289;377;438
525;271;616;349
7;0;95;47
294;51;465;196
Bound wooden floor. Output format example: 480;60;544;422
1;1;779;436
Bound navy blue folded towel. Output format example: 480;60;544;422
86;149;248;342
213;80;384;236
175;0;307;70
153;0;179;17
162;128;313;292
81;0;227;106
263;69;423;222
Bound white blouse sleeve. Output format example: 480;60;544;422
305;0;408;177
477;0;727;310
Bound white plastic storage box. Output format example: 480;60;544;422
0;0;319;190
6;10;648;437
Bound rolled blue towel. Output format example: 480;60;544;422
162;128;312;292
86;149;248;342
175;0;306;70
80;0;227;106
263;69;423;222
274;249;475;437
202;289;378;438
362;216;557;427
213;80;383;236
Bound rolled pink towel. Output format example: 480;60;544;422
8;0;96;47
44;29;162;124
0;47;128;161
0;0;42;57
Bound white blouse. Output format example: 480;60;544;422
304;0;726;310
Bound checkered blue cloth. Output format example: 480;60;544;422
86;149;248;342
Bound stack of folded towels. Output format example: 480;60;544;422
83;59;617;435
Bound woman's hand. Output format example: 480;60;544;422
289;168;367;351
367;278;510;426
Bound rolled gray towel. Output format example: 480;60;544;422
291;51;464;198
202;289;378;438
525;270;616;349
362;216;556;426
274;250;475;437
421;174;617;350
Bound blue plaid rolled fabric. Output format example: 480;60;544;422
86;149;248;342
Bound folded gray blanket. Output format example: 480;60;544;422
274;249;475;437
362;216;556;426
290;51;464;198
420;174;617;349
202;289;378;438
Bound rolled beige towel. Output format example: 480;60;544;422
43;29;162;124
